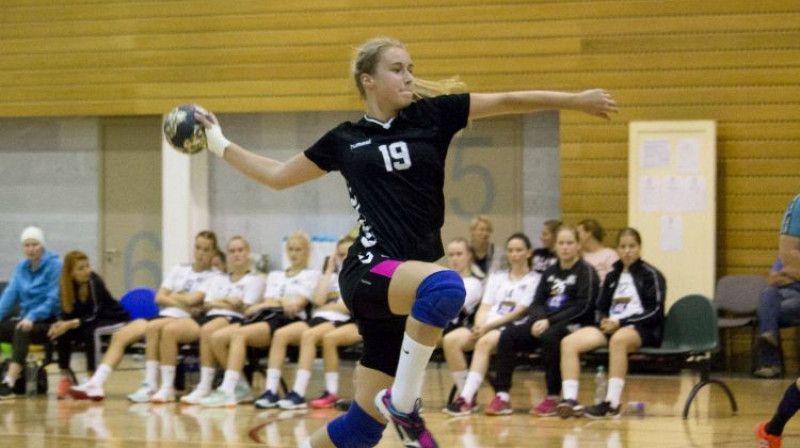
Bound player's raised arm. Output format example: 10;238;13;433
196;111;326;191
469;88;618;121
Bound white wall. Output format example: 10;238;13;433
0;117;100;280
523;112;562;244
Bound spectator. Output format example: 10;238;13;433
444;233;540;416
532;219;561;274
0;226;62;400
557;227;666;419
48;251;129;399
68;231;218;401
753;256;800;379
578;219;619;283
200;231;319;408
483;225;599;416
469;215;504;279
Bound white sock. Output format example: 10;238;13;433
390;333;435;413
563;379;579;401
91;364;113;386
451;370;468;394
159;365;176;392
197;367;216;392
145;361;159;388
459;371;484;402
497;391;510;402
606;377;625;408
325;372;339;395
265;368;281;394
220;370;240;395
292;369;311;397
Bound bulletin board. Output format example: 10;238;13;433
628;121;717;308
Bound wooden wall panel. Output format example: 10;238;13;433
1;0;799;281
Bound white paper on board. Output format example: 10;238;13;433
677;138;701;174
681;176;706;212
638;176;661;212
660;215;683;252
640;139;671;169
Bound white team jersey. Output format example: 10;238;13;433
481;270;541;324
265;269;321;321
202;271;266;319
159;264;217;318
311;272;351;323
462;276;484;317
609;272;644;320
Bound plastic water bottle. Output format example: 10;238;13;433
24;356;38;396
594;365;607;405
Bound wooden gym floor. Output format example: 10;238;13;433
0;358;794;447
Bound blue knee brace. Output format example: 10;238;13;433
411;270;466;328
328;401;385;448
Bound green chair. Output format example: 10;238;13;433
639;294;738;419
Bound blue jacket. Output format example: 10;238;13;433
0;250;62;321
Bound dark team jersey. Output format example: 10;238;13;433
304;93;471;262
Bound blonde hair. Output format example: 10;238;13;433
352;37;467;100
286;231;312;267
469;215;493;233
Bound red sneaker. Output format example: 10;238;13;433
57;376;73;400
755;421;782;448
484;394;512;416
310;391;340;409
531;396;559;416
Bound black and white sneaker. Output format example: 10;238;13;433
585;401;620;419
556;399;584;419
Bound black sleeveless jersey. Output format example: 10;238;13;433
304;93;470;262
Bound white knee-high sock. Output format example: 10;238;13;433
390;333;434;413
292;369;312;397
459;371;484;402
265;368;281;394
144;361;159;388
159;365;176;392
197;367;216;392
90;364;113;386
325;372;339;395
563;380;579;401
220;370;240;395
606;377;625;408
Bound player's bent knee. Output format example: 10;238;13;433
411;270;465;328
327;401;385;448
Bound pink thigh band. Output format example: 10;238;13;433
369;259;404;278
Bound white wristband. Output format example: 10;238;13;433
205;125;231;158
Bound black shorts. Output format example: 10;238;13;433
339;253;409;376
197;314;244;327
309;316;353;328
339;254;407;319
243;308;299;334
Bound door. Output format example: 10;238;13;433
100;117;162;297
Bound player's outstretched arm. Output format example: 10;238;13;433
469;89;618;121
196;111;326;190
